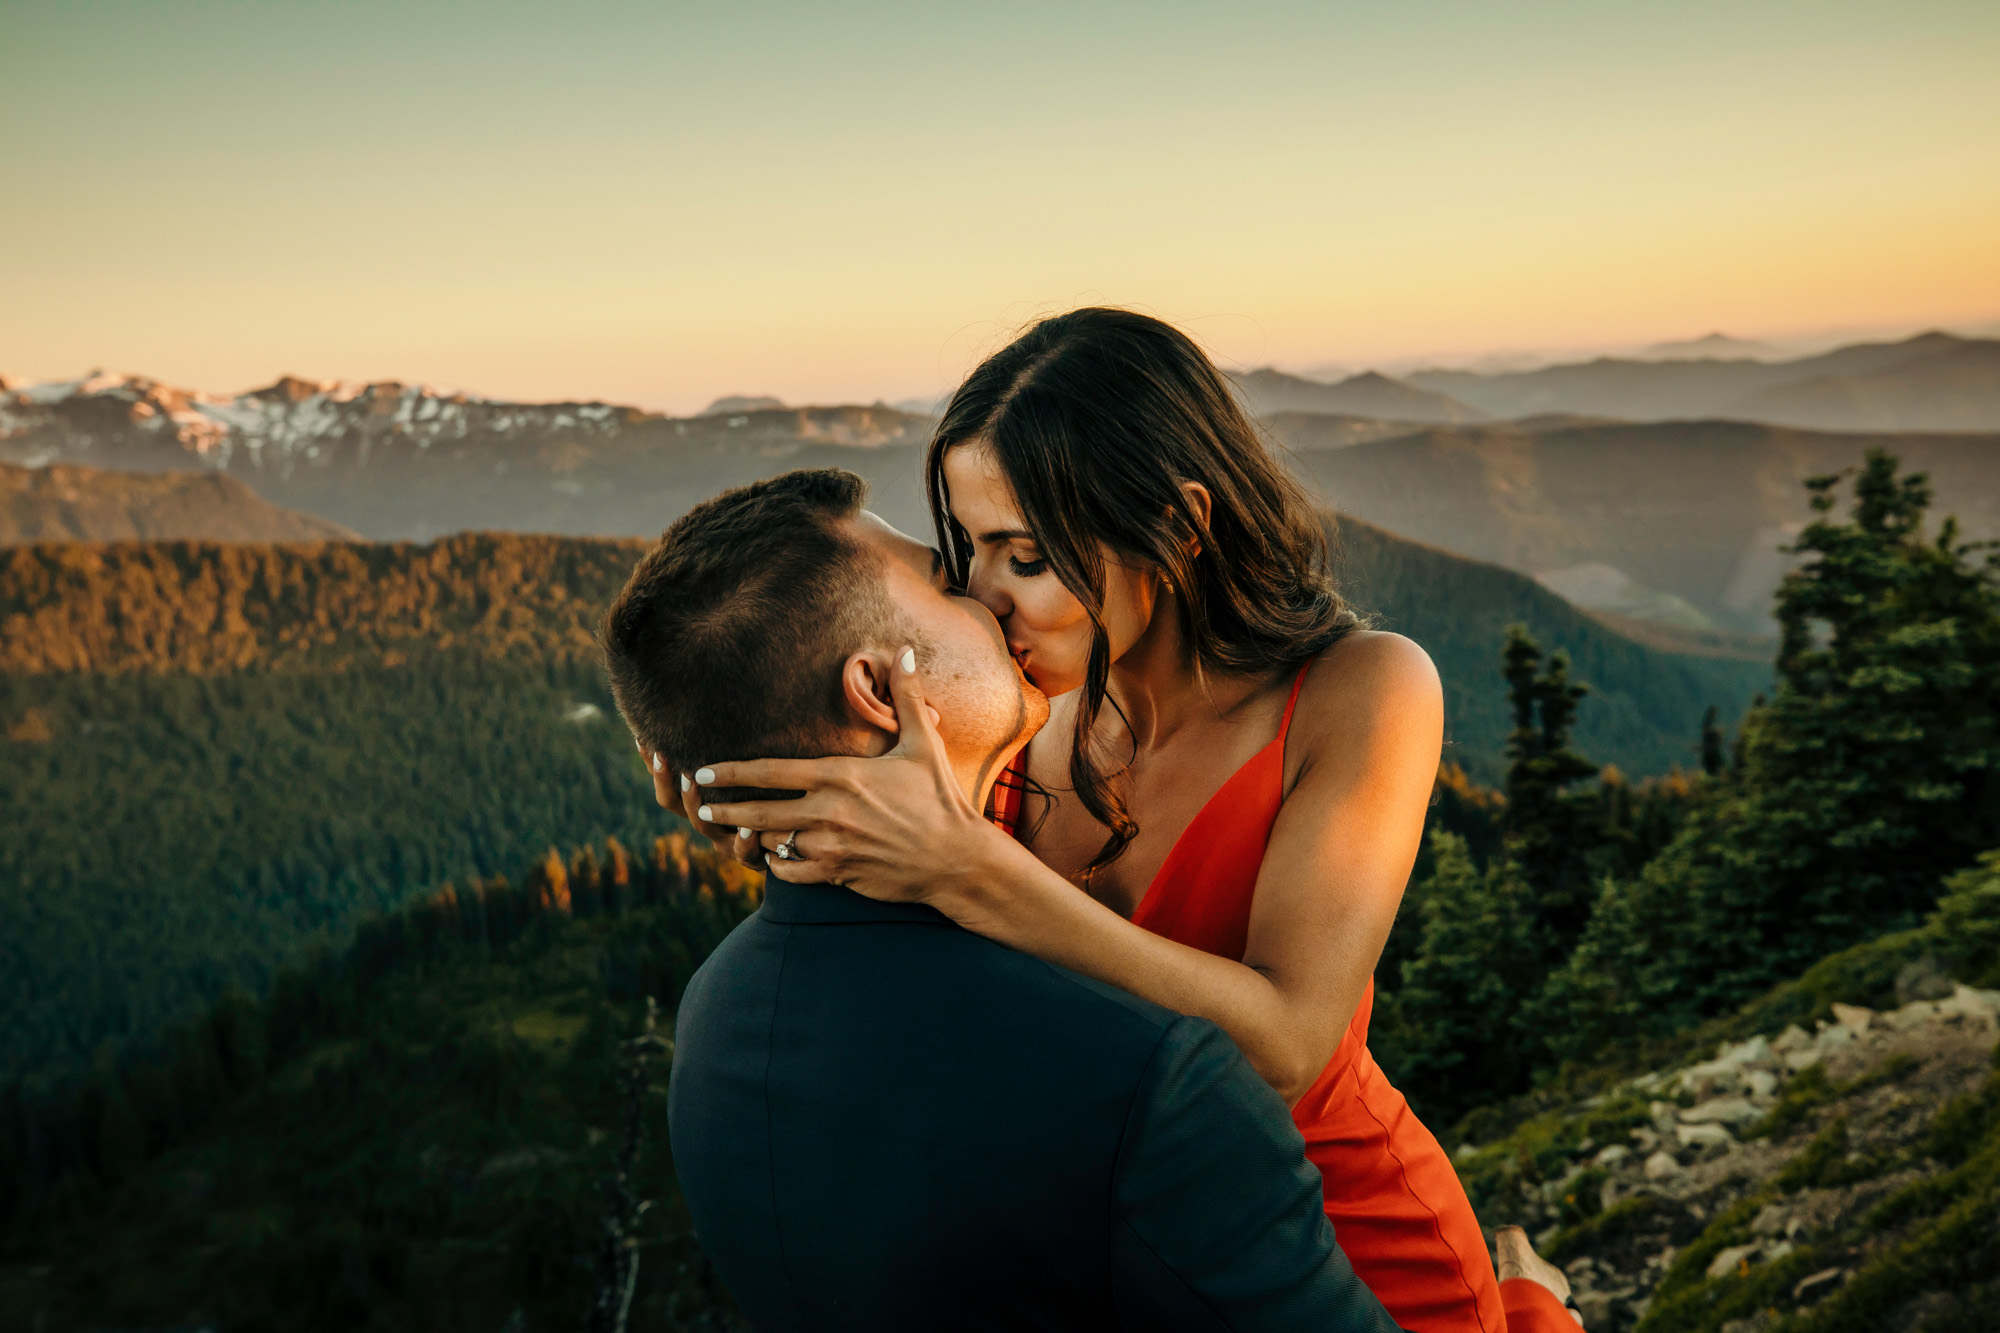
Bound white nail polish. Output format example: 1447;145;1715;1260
738;826;753;839
900;648;916;674
679;773;691;792
650;752;663;773
697;805;713;821
695;767;716;784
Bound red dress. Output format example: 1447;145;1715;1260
991;663;1572;1333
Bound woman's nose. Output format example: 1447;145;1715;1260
967;570;1012;620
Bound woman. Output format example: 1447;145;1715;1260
677;309;1575;1332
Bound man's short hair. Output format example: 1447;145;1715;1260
600;469;900;773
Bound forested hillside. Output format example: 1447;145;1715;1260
0;523;1762;1082
1333;516;1766;780
0;536;658;1081
0;831;762;1332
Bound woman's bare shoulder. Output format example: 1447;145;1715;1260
1288;630;1442;764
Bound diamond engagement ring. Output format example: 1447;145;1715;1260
773;833;800;861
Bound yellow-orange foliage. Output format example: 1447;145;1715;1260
0;533;650;674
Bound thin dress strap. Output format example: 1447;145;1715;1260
1279;658;1313;736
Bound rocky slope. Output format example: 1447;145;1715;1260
1447;858;2000;1332
0;460;356;544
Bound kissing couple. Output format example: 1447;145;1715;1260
603;310;1578;1330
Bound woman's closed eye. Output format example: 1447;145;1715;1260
1007;553;1049;578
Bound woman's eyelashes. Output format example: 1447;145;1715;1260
1007;553;1049;578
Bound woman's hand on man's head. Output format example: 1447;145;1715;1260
635;734;763;865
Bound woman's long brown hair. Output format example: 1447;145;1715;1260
926;307;1364;874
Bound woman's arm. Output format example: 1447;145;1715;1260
947;633;1442;1102
695;633;1442;1105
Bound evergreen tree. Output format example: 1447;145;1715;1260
1374;833;1543;1119
1543;450;2000;1060
1499;625;1602;958
1380;627;1612;1115
1699;705;1725;777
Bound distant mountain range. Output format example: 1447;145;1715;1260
1;460;355;544
1272;415;2000;633
0;372;941;539
7;352;1993;638
1407;331;2000;431
1228;368;1488;424
1638;332;1782;360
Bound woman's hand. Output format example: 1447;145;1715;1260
634;736;762;864
685;649;1010;904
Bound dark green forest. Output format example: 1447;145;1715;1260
0;523;1763;1084
2;658;663;1081
0;832;762;1331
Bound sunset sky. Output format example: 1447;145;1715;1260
3;0;1997;414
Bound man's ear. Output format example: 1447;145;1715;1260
841;651;901;736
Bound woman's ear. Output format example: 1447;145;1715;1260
1178;480;1212;559
840;652;901;736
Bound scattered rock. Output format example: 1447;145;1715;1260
1745;1068;1779;1099
1706;1242;1762;1281
1886;999;1940;1031
1594;1143;1631;1167
1939;984;2000;1027
1681;1097;1762;1126
1831;1003;1874;1035
1771;1024;1814;1055
1574;1289;1623;1327
1644;1150;1685;1180
1784;1048;1824;1072
1718;1035;1773;1068
1719;1314;1774;1333
1895;953;1956;1005
1793;1266;1845;1302
1750;1203;1790;1236
1649;1100;1681;1134
1674;1122;1736;1150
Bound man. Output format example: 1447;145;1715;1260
600;468;1405;1331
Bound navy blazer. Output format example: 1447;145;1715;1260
668;878;1404;1331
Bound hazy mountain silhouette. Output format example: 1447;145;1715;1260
1;461;357;544
700;394;786;415
1639;332;1781;360
1229;367;1488;423
1274;415;2000;633
1408;331;2000;430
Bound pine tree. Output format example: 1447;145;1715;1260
1699;705;1725;777
1375;833;1544;1119
1499;625;1602;958
1543;450;2000;1059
